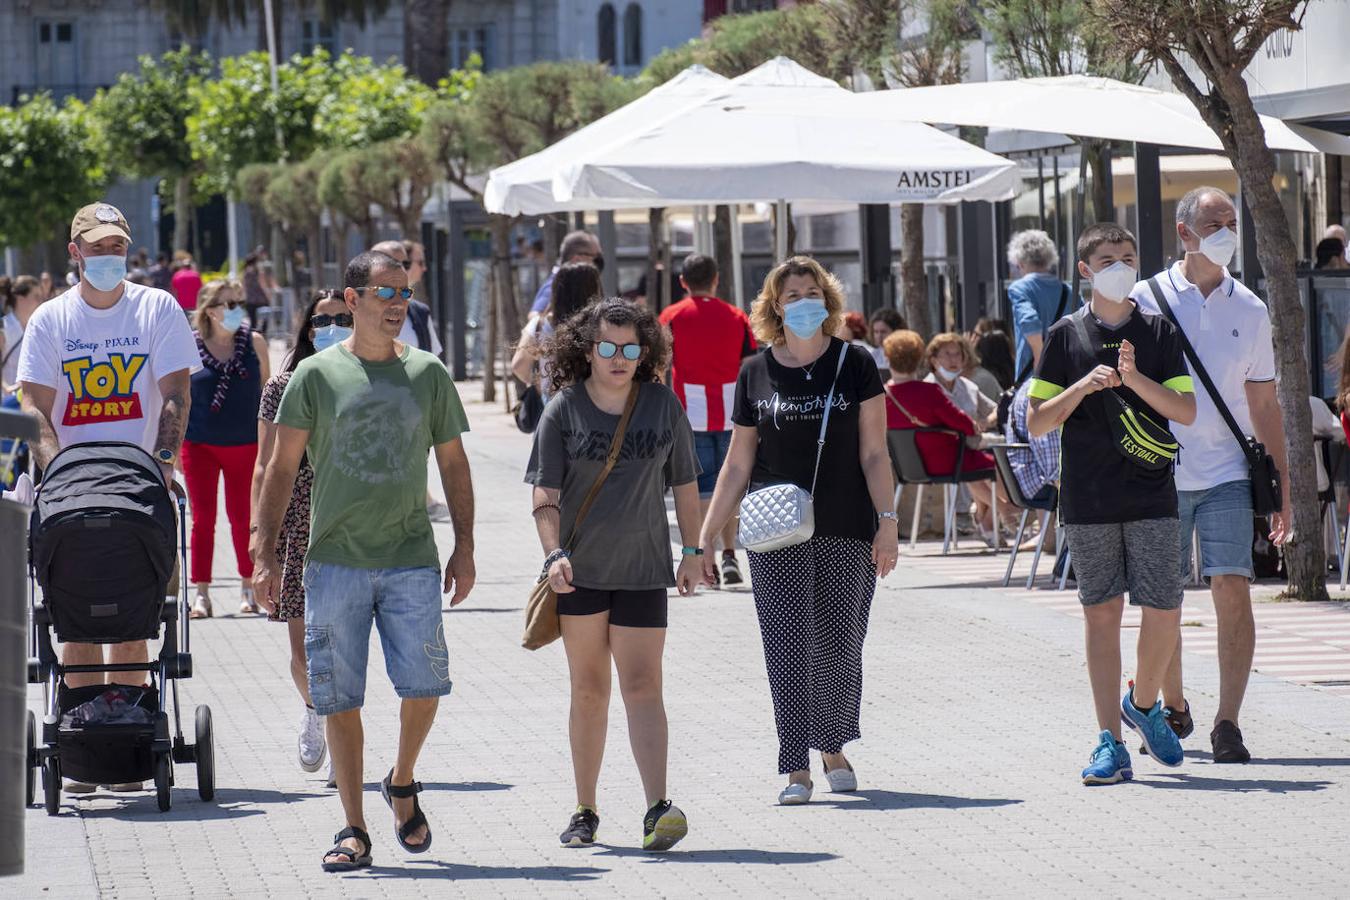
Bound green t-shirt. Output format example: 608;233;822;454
276;343;469;569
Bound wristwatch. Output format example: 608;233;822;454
877;511;899;522
154;448;176;467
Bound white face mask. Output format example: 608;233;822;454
1090;260;1137;303
936;365;961;382
1196;226;1238;267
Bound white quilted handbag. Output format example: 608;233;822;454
739;346;848;553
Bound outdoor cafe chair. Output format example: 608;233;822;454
991;444;1069;589
888;428;999;556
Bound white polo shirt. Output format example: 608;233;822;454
1130;261;1275;492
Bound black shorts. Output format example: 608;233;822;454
558;586;668;628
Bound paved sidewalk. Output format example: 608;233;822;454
10;393;1350;899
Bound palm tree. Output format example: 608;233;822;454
404;0;451;86
149;0;393;52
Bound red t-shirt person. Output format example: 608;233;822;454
884;379;994;476
171;264;203;312
659;294;756;432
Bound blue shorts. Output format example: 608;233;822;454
302;561;452;716
693;430;731;498
1178;479;1254;582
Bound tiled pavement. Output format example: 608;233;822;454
9;392;1350;898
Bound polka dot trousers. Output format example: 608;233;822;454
747;536;877;775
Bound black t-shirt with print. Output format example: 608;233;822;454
733;338;885;542
1030;304;1191;525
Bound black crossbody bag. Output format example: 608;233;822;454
998;283;1070;432
1147;277;1282;516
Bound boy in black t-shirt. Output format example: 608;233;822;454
1027;223;1197;785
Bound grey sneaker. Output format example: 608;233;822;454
720;554;743;586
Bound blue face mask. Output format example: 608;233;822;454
81;254;127;292
313;324;352;351
221;306;247;332
782;297;828;339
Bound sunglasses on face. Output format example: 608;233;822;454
219;299;244;310
399;260;412;270
596;341;642;361
354;286;414;301
310;313;354;328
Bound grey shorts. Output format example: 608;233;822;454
1064;518;1183;610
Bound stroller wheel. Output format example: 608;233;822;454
42;756;61;816
154;752;172;812
195;705;215;802
26;711;36;808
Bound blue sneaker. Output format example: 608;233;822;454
1121;689;1184;767
1081;731;1132;785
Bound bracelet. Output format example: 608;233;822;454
877;511;898;522
532;502;561;517
681;546;704;556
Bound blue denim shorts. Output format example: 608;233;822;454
302;561;452;716
693;430;731;498
1178;479;1254;582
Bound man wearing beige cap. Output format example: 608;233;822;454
18;202;200;793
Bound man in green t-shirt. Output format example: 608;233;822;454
252;250;475;872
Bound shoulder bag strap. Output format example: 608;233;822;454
1014;283;1072;386
883;385;930;428
808;342;851;496
1069;306;1128;414
1147;276;1256;463
565;383;640;551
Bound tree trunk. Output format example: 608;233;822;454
1228;163;1325;599
713;204;737;309
490;214;522;343
172;176;191;253
1083;140;1115;224
404;0;450;86
899;203;931;338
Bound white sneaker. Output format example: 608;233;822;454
298;707;327;773
777;781;813;805
325;757;337;788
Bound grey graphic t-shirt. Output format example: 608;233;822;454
277;343;468;569
526;381;699;591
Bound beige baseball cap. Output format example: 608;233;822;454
70;202;132;243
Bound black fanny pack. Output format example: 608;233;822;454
1070;309;1179;472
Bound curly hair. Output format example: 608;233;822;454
749;255;846;345
544;297;670;389
1007;229;1059;273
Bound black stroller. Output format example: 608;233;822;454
25;441;214;814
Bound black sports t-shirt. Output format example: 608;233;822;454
1028;304;1193;525
733;338;884;542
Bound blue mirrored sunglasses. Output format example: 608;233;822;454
354;286;414;301
596;341;642;361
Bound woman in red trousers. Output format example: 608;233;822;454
183;279;270;617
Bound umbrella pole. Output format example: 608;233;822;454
775;199;788;263
730;204;744;310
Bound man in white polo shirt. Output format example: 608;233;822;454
1132;186;1289;764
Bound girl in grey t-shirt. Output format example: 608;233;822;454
525;298;702;853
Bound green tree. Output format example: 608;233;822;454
318;148;383;246
356;138;438;238
641;6;835;83
314;54;436;149
0;95;108;257
1089;0;1323;602
261;155;329;282
92;47;211;253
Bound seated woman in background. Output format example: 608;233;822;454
924;331;999;428
884;330;1013;542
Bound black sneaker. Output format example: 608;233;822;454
559;807;599;847
1211;720;1251;763
641;799;687;852
720;554;743;586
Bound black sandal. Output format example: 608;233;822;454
321;825;372;872
381;769;433;853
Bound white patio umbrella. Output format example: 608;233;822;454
482;65;731;216
850;74;1350;155
552;57;1022;209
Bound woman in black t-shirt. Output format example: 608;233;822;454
699;256;898;805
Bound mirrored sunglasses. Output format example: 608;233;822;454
596;341;642;361
354;286;414;301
